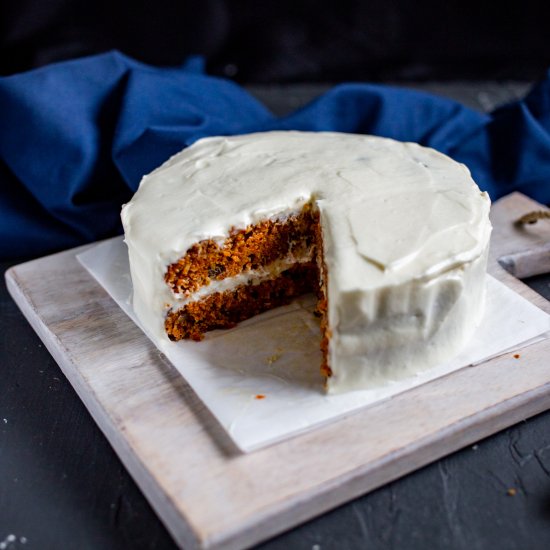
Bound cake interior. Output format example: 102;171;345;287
163;202;332;379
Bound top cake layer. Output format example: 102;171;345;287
122;131;492;378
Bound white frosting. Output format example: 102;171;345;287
121;131;491;393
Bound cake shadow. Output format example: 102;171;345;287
151;346;243;457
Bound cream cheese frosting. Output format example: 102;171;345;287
121;131;491;393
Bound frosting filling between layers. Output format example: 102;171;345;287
167;245;316;310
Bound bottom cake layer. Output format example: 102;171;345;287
164;263;319;342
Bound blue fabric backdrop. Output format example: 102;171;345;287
1;51;549;259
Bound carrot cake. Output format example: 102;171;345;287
121;131;492;393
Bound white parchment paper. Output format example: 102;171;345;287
78;237;550;452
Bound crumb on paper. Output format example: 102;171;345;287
507;488;517;496
513;354;520;359
266;353;281;365
255;394;266;400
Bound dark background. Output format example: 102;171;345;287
2;0;550;82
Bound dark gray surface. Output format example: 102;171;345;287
2;83;550;550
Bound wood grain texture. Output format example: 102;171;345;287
499;243;550;278
5;192;550;550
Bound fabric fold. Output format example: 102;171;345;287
1;51;549;259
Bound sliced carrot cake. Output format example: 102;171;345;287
121;131;491;393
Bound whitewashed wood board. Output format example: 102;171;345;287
5;192;550;550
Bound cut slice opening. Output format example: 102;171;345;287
163;201;332;381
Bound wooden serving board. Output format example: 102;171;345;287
6;192;550;550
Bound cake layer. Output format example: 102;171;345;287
165;206;318;296
121;131;492;393
164;263;319;341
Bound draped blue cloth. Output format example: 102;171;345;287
1;51;549;259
